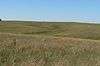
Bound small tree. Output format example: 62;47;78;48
0;19;2;21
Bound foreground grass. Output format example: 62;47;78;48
0;21;100;40
0;33;100;66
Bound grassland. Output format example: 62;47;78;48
0;21;100;66
0;21;100;40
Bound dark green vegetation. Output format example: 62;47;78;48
0;21;100;66
0;21;100;40
0;19;2;21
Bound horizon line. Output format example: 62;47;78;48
1;19;100;24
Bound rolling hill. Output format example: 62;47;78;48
0;21;100;66
0;21;100;40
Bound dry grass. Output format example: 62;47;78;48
0;22;100;40
1;22;100;66
0;33;100;66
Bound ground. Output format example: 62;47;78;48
0;21;100;66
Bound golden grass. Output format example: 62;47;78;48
0;33;100;66
0;22;100;40
1;22;100;66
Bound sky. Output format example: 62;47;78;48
0;0;100;23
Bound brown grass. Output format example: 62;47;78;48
0;33;100;66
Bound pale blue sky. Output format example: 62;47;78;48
0;0;100;22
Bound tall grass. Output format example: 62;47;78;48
0;33;100;66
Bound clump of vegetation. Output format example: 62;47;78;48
0;19;1;21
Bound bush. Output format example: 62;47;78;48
0;19;2;21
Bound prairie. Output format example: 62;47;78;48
0;21;100;40
0;21;100;66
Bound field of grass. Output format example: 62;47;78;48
1;21;100;40
0;21;100;66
